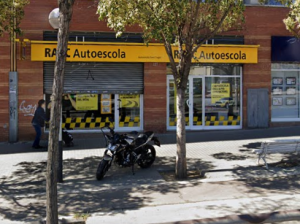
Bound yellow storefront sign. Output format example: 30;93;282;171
211;84;230;104
75;94;98;111
120;94;140;108
31;42;259;64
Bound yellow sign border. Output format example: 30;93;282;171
30;41;259;64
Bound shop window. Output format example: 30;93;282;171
45;93;141;130
271;65;300;120
118;94;141;128
168;65;242;128
204;77;241;126
168;80;190;126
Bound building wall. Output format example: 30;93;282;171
0;34;10;141
144;63;167;132
242;6;294;128
0;2;297;141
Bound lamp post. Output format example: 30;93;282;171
49;8;60;29
49;8;63;183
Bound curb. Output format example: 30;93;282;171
157;209;300;224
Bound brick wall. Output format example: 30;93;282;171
0;34;10;141
144;63;167;132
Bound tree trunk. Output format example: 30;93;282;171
46;1;74;224
175;87;187;179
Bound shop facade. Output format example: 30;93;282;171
31;40;258;133
0;1;298;141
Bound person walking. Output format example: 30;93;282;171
31;99;48;149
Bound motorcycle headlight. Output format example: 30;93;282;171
108;143;118;151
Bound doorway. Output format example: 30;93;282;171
167;72;242;130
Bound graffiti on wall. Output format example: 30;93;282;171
19;100;36;116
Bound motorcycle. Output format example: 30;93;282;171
96;126;161;180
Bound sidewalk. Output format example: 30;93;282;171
1;127;300;223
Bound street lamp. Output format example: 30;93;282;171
49;8;59;29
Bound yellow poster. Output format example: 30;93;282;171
211;83;230;104
120;94;140;108
75;94;98;110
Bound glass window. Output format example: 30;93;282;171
168;80;190;126
45;94;115;130
271;68;300;119
45;94;142;129
244;0;284;5
118;94;141;127
167;65;242;128
205;77;241;126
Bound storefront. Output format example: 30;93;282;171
29;40;259;132
44;62;144;131
167;65;242;130
271;36;300;122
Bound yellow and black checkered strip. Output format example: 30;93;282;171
169;116;240;126
62;116;140;129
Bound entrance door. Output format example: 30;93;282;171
115;94;143;131
167;76;203;129
190;77;204;129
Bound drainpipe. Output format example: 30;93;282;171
9;0;18;143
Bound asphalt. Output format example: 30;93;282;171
1;126;300;224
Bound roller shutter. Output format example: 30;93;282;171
44;62;144;94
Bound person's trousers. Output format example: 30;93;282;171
32;124;42;147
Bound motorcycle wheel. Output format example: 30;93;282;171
96;159;109;180
138;144;156;168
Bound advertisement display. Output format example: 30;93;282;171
211;83;230;103
75;94;98;111
101;94;112;114
120;94;140;108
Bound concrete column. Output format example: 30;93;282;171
9;72;18;142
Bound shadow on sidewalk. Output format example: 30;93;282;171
0;155;214;222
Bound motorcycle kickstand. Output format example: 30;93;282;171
132;164;135;175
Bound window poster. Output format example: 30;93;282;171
286;87;296;95
286;77;296;85
286;97;296;106
272;97;283;106
272;77;283;85
211;83;230;104
101;94;111;114
120;94;140;108
75;94;98;111
272;87;283;95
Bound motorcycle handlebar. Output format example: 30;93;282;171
101;126;114;135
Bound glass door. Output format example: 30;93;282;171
167;77;190;128
115;94;143;131
190;77;204;129
167;76;203;129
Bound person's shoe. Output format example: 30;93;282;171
32;145;40;149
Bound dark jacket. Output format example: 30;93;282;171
32;107;48;127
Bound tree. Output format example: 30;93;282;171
282;0;300;37
0;0;29;37
46;0;75;223
97;0;245;179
